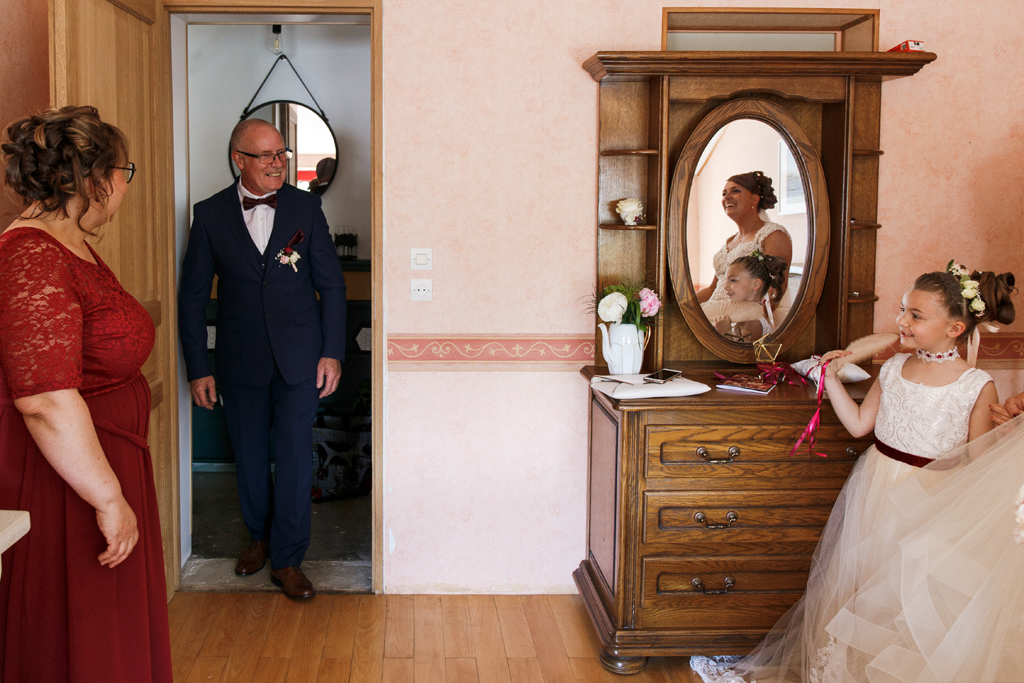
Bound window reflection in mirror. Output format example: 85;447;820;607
236;101;337;194
685;119;808;341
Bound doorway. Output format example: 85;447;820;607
170;12;379;592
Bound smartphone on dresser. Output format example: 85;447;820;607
644;369;682;384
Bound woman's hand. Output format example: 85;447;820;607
95;495;138;568
991;392;1024;425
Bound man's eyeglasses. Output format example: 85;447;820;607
236;149;293;165
114;162;136;184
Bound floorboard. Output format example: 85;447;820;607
167;592;701;683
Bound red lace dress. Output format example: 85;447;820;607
0;228;171;683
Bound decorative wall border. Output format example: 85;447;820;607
387;334;595;371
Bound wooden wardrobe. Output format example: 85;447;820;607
575;50;935;674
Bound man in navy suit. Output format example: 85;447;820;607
178;119;346;598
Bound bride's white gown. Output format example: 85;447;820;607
692;354;1024;683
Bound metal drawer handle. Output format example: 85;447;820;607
691;576;735;595
846;446;860;457
695;445;739;463
693;511;739;529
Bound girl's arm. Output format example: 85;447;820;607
968;381;999;440
14;388;138;568
820;350;881;438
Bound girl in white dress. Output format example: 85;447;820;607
692;265;1024;683
709;252;788;342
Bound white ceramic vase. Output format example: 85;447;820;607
597;322;647;374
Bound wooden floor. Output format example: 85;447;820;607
169;592;703;683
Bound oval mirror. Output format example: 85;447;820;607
667;99;829;363
230;100;338;195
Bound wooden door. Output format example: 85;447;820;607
51;0;180;597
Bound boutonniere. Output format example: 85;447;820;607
275;230;305;273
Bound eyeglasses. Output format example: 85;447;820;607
113;162;136;184
236;148;293;165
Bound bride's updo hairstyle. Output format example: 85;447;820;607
728;170;778;211
2;105;128;234
912;269;1017;344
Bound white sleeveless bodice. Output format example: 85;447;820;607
874;353;993;460
707;222;791;303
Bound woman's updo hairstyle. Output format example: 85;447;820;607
2;105;128;234
728;171;778;211
912;269;1017;344
731;252;788;306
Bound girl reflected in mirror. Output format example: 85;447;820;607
695;171;794;313
707;252;788;342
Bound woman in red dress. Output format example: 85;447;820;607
0;106;171;682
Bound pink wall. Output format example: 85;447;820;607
0;0;49;222
381;0;1024;592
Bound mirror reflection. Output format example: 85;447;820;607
687;119;809;342
233;101;337;194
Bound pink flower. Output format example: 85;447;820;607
639;288;661;317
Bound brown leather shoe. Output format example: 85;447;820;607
235;540;269;576
270;566;315;598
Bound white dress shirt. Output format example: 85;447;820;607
237;182;276;254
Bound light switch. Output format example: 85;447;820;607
410;248;432;270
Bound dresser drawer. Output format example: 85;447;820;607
643;490;836;554
647;424;865;482
640;555;810;629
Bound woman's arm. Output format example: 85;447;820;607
820;350;881;438
760;230;793;302
14;388;138;568
696;275;717;303
990;391;1024;425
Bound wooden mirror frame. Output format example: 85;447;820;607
667;98;830;363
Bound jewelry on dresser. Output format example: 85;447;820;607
916;347;960;363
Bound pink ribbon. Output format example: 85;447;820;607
789;358;830;458
757;362;807;387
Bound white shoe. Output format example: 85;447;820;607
689;656;746;683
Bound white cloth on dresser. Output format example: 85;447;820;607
691;353;1024;683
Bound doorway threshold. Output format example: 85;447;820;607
179;557;371;593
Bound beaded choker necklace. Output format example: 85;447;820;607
916;348;960;363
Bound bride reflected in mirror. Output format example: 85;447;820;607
696;171;793;320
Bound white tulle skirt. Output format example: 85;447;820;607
692;416;1024;683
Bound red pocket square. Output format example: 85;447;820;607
287;230;305;247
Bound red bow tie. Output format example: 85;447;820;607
242;194;278;211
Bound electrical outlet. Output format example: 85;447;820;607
411;279;432;301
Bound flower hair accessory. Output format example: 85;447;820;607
947;260;986;316
751;249;766;262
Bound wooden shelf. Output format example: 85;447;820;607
583;50;937;81
853;149;884;156
599;223;657;231
847;293;879;304
850;221;881;230
600;149;659;156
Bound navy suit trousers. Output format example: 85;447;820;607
220;365;319;569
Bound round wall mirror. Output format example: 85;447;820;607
230;100;338;195
666;98;829;363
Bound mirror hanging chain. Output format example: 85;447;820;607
241;52;329;123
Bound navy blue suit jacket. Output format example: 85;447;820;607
178;182;347;387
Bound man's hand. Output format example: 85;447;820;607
317;357;342;398
190;376;217;409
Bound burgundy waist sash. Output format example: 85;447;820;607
874;438;934;468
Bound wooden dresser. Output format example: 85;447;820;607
574;365;872;673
